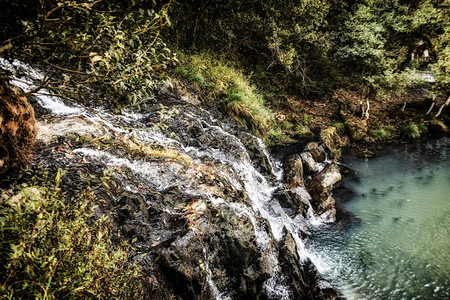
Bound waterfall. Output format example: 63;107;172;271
1;57;330;299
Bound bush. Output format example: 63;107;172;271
0;171;143;299
0;80;37;174
403;122;420;138
371;128;389;140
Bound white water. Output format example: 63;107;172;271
1;57;329;299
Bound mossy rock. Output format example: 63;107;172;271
340;110;368;141
320;126;346;159
0;80;37;174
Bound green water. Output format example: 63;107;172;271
308;139;450;299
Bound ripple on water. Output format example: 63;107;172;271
308;139;450;300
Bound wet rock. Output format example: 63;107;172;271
320;126;346;159
301;151;321;175
307;164;341;221
273;188;309;218
239;132;274;176
0;80;37;174
283;154;305;189
305;142;326;163
36;117;105;144
278;232;342;300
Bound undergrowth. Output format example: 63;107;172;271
0;169;143;299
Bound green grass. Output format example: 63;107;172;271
174;52;274;134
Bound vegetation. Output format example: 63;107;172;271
0;80;37;174
170;0;449;99
403;122;421;138
1;0;176;110
371;128;389;141
174;53;273;133
0;170;143;299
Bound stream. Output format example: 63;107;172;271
308;139;450;299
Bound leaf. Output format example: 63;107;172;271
55;169;66;187
91;55;103;64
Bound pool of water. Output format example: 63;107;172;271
308;138;450;299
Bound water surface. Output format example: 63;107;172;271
308;138;450;299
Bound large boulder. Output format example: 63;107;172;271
283;154;305;189
320;126;346;159
0;80;37;174
306;163;341;221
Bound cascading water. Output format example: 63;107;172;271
1;57;333;299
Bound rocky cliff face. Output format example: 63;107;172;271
1;59;343;299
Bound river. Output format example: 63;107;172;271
308;138;450;299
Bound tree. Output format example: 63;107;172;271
0;0;175;110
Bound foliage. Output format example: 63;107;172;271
1;0;176;110
169;0;449;101
403;122;421;138
174;52;274;133
371;128;389;140
0;170;143;299
170;0;339;98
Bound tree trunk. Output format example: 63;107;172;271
435;95;450;118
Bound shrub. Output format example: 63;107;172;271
0;80;37;174
0;171;143;299
418;122;428;134
371;128;389;140
403;122;420;138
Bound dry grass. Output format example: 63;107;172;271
0;80;37;174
